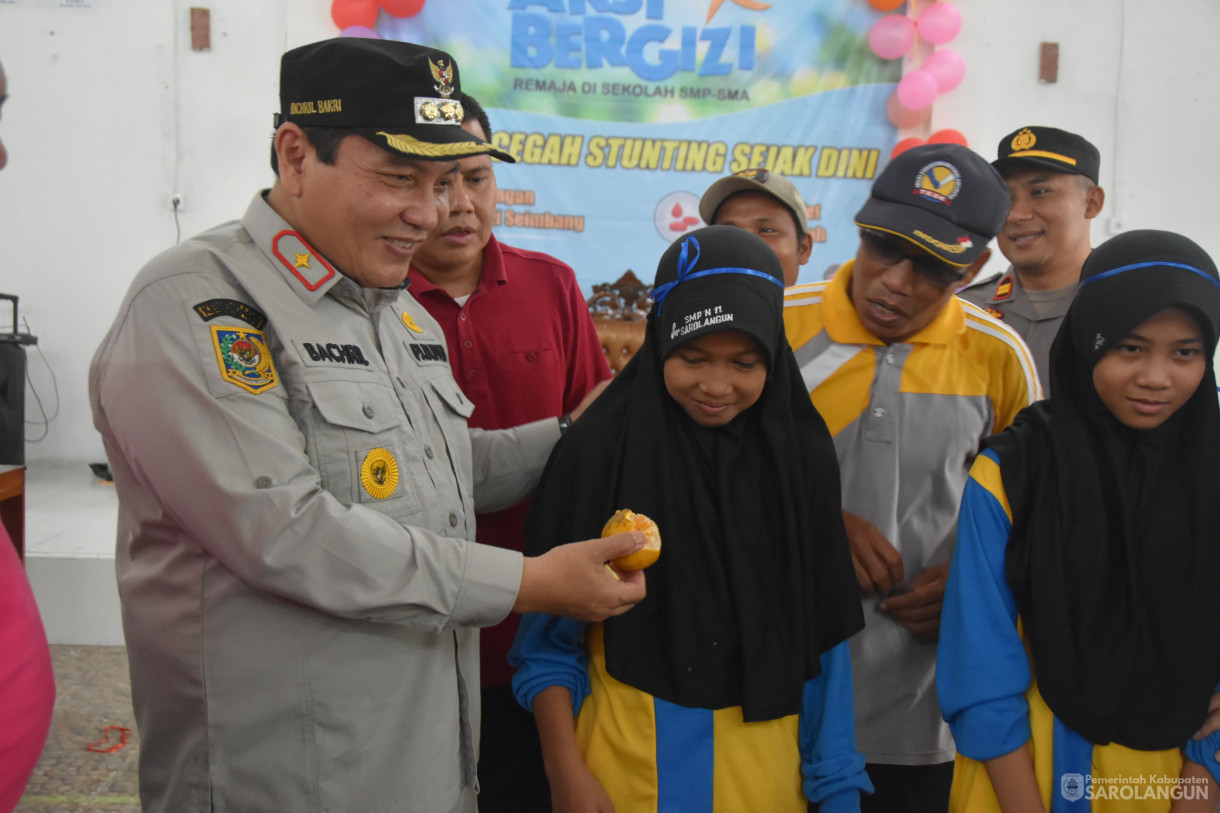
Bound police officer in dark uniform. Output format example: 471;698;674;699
958;126;1104;395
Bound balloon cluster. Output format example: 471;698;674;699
331;0;425;37
866;1;967;155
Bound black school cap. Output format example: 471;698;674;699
854;143;1010;268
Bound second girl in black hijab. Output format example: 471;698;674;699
511;226;869;812
937;229;1220;812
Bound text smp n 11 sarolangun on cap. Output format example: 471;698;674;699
670;306;734;339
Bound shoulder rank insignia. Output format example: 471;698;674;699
212;326;278;394
402;312;424;333
272;230;336;291
985;307;1005;320
360;448;400;500
993;274;1014;302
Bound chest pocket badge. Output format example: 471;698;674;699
212;326;278;394
360;448;400;499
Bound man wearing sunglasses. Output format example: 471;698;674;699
783;143;1040;812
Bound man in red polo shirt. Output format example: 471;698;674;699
409;93;611;812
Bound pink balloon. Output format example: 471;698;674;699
869;14;916;61
916;2;962;45
887;90;930;128
340;25;382;38
922;49;965;92
897;69;938;110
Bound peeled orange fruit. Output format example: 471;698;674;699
602;509;662;571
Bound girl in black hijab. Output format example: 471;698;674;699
937;230;1220;812
510;226;868;812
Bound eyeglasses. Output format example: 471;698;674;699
859;229;967;290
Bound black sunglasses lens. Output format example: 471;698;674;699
914;258;964;288
863;231;963;287
863;231;903;263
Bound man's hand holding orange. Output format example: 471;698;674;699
602;509;662;572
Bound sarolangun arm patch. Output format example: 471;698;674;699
212;326;279;394
194;299;268;330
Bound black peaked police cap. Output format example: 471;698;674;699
993;126;1099;184
854;143;1009;268
278;38;516;163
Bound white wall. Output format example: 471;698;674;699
0;0;328;462
932;0;1220;280
1;0;1217;464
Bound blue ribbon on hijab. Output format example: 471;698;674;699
649;235;783;319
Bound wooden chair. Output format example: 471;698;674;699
587;271;651;374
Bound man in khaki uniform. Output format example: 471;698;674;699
89;38;645;813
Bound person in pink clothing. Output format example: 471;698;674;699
0;523;55;812
0;58;56;813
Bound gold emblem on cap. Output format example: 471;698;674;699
414;99;465;126
402;312;424;333
360;448;399;500
429;57;456;99
1011;128;1037;152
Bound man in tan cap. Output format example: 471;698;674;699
700;167;813;286
90;38;645;813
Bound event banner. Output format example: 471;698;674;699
373;0;900;291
